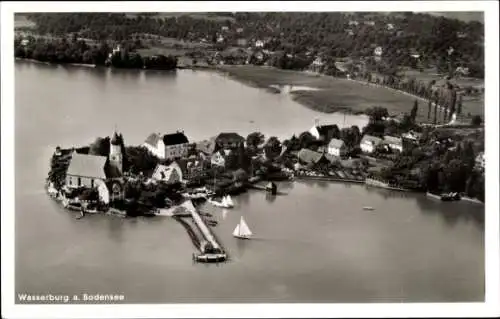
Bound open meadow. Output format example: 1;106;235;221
220;65;436;121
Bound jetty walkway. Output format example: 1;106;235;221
170;200;227;262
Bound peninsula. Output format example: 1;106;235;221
45;109;485;261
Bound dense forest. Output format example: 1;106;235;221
21;12;484;76
14;34;177;69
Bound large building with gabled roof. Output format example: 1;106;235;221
142;131;190;160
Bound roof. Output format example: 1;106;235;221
163;132;189;146
215;132;245;143
144;133;162;147
152;163;183;182
313;125;337;137
111;132;121;145
328;138;345;149
298;149;328;164
67;153;107;179
361;135;383;145
383;135;403;145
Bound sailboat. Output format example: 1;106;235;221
224;195;235;208
233;216;253;240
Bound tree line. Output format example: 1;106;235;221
23;12;483;76
15;35;177;70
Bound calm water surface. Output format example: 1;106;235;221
15;62;484;303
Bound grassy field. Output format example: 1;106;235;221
220;65;433;120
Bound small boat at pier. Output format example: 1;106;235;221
193;253;227;263
427;192;461;202
224;195;234;208
207;195;234;209
233;216;253;240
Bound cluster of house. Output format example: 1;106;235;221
309;124;421;159
60;129;250;202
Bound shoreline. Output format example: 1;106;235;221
16;57;96;68
14;58;451;121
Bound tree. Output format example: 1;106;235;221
456;94;463;115
448;87;457;121
433;96;438;124
298;131;316;150
246;132;265;150
410;99;419;123
427;99;432;120
365;106;389;122
264;136;282;160
471;115;483;126
89;137;110;156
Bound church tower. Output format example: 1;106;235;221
109;131;123;175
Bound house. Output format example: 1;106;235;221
214;132;245;150
20;39;30;46
364;21;375;26
401;131;422;144
383;135;403;152
255;39;264;48
221;26;229;32
309;124;338;143
475;152;485;169
151;162;183;184
360;135;383;153
236;27;244;33
309;56;325;73
455;66;470;77
327;138;347;157
65;153;108;189
297;149;334;166
345;29;354;36
178;155;205;180
163;131;189;159
373;46;383;57
386;23;395;30
144;131;190;160
348;20;359;26
211;149;231;167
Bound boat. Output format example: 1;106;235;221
426;192;461;202
233;216;253;240
440;192;461;201
208;197;232;209
224;195;235;208
193;253;227;263
363;206;375;211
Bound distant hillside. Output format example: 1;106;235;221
427;12;484;23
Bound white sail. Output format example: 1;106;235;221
232;224;240;237
239;217;252;237
233;216;252;238
225;195;234;207
221;196;229;207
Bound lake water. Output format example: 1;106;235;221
15;62;484;303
